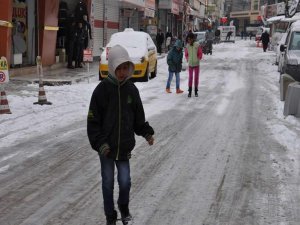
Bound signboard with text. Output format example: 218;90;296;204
0;57;9;84
83;49;93;62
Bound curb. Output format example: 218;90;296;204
10;72;97;86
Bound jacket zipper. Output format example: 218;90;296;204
116;83;121;160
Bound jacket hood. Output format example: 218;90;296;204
174;39;183;48
108;45;134;84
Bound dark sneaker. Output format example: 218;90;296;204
106;210;117;225
118;204;132;224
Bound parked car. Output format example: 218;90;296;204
194;31;206;46
99;28;157;82
280;20;300;81
275;32;287;73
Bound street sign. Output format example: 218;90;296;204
83;49;93;62
288;0;300;17
0;57;9;83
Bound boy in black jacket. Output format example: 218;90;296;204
87;45;154;225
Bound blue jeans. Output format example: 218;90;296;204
166;72;180;89
99;154;131;215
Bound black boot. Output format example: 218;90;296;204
106;210;117;225
188;87;192;98
118;204;132;224
195;88;198;97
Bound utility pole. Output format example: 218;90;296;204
103;0;107;46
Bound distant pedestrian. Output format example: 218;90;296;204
249;32;253;40
156;29;164;54
165;30;172;51
205;28;214;53
215;29;220;44
260;30;270;52
166;39;184;94
74;21;86;68
226;31;233;41
87;45;154;225
66;19;76;69
185;32;203;97
82;15;92;49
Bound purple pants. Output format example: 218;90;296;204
188;66;200;88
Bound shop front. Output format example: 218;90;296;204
158;0;183;38
10;0;60;67
119;0;146;32
0;0;93;69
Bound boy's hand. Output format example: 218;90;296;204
146;136;154;146
101;148;110;156
99;143;110;156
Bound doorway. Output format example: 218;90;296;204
11;0;37;67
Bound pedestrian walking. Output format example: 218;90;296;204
249;32;253;40
214;29;220;44
87;45;155;225
205;28;214;54
166;39;184;94
185;33;203;97
156;29;164;54
260;30;270;52
226;31;233;41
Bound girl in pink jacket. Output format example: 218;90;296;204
184;33;203;97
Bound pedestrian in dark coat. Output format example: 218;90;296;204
83;14;92;49
66;20;76;69
87;45;154;225
156;29;164;54
165;30;172;51
261;30;270;52
75;0;88;22
226;31;233;41
166;39;184;94
74;21;86;68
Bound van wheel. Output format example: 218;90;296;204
150;61;157;79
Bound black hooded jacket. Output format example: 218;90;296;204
87;45;154;160
87;76;154;160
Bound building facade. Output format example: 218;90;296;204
0;0;214;70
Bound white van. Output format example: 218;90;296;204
218;26;236;43
280;20;300;81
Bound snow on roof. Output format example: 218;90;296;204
108;29;148;48
267;15;285;23
290;20;300;30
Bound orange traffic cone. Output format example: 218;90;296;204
33;82;52;105
33;56;52;105
0;89;12;114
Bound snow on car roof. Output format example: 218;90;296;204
108;30;148;48
267;15;285;23
291;20;300;31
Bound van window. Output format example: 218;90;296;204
289;31;300;50
273;22;289;33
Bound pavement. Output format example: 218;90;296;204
8;53;166;86
9;62;99;86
